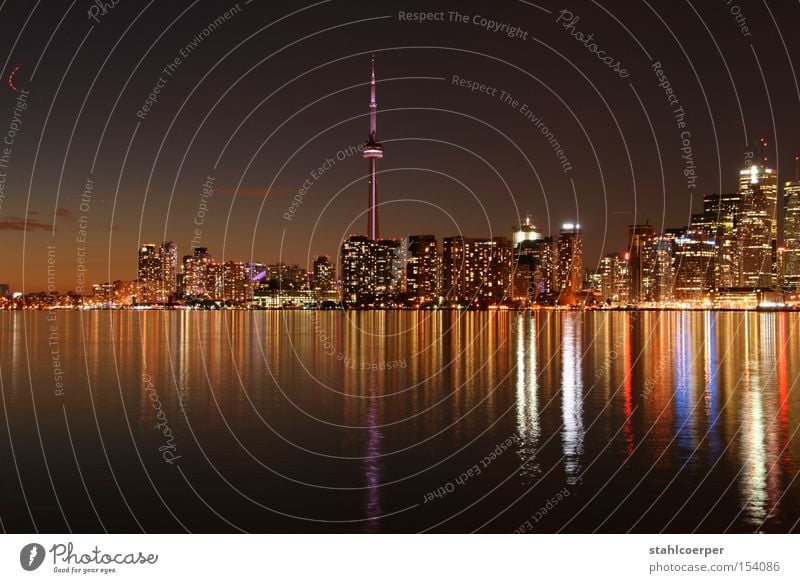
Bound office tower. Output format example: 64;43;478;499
442;236;467;303
783;180;800;289
373;239;401;295
263;263;307;290
487;236;514;302
311;255;335;292
0;283;9;298
205;262;223;301
736;154;778;288
182;247;213;297
137;243;163;304
518;237;558;300
340;236;399;303
287;265;309;290
363;57;383;240
692;192;740;289
597;253;627;303
341;236;372;302
161;241;178;301
442;236;496;304
557;223;583;302
626;223;656;303
92;282;114;305
137;242;178;304
672;229;716;301
222;261;253;304
406;235;440;304
700;192;740;235
650;235;675;302
511;263;532;304
512;216;542;248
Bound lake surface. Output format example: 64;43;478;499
1;310;799;533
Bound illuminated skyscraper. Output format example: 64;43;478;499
512;216;542;248
511;263;532;304
650;235;675;302
692;192;739;289
520;237;558;300
374;239;401;295
137;243;163;304
597;252;627;303
442;236;500;304
672;229;716;302
487;237;514;303
736;148;778;288
161;241;178;301
557;223;583;302
783;179;800;289
182;247;213;298
363;57;383;240
311;255;335;293
406;235;440;304
626;223;656;302
340;236;400;303
222;261;253;304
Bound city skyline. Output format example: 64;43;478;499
3;2;800;293
5;149;800;309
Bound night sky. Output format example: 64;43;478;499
1;0;798;291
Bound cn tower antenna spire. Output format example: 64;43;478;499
369;55;377;141
363;55;383;241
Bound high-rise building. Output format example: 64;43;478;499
161;241;178;301
626;223;656;302
557;223;583;302
512;216;542;248
92;282;114;305
311;255;335;293
222;261;253;304
672;229;716;302
519;237;558;300
692;193;740;290
442;236;467;303
783;180;800;289
701;192;740;235
650;235;675;303
137;241;178;304
205;262;223;301
736;159;778;288
442;236;498;304
597;252;627;303
406;235;440;304
363;57;383;241
137;243;163;304
340;236;400;303
488;236;514;303
182;247;213;298
374;239;401;295
511;263;532;304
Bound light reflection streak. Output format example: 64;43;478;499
673;313;694;456
703;312;721;461
515;315;540;477
739;314;767;526
561;313;583;484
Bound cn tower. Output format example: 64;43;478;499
363;56;383;240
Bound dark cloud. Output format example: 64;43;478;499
216;187;295;198
0;217;54;231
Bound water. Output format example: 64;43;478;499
1;310;798;533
